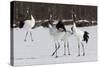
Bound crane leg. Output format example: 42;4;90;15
51;42;60;58
81;42;85;56
64;41;66;56
67;41;70;55
24;31;28;42
55;44;58;58
30;32;34;41
78;43;80;56
51;43;57;56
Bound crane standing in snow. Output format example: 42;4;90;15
43;14;72;58
49;21;71;58
71;11;89;56
19;9;35;42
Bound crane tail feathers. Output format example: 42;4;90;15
83;31;89;43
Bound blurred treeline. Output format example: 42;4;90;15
11;1;97;28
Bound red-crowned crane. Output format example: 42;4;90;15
19;14;35;42
43;19;72;58
71;12;89;56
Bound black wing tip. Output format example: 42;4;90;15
83;31;89;43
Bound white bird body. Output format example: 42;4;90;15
72;23;84;41
49;24;66;41
54;31;66;41
23;15;35;31
74;29;84;41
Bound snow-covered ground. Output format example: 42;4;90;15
12;25;97;66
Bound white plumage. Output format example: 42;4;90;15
48;21;72;58
23;15;35;31
71;23;89;56
72;23;84;40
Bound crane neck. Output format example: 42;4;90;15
31;15;35;22
72;22;77;33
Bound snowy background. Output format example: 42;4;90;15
13;25;97;66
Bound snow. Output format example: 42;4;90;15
12;26;97;66
91;21;97;24
62;19;73;22
76;20;89;23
